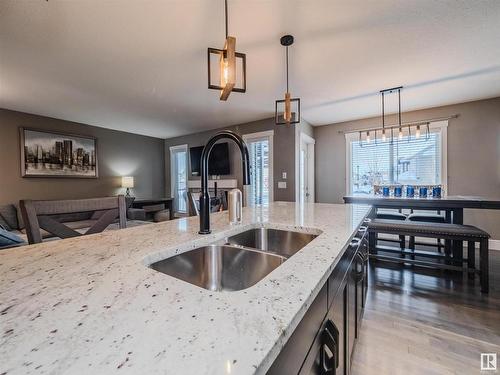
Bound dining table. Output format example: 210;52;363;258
343;194;500;259
343;195;500;219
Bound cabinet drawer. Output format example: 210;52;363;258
267;283;328;375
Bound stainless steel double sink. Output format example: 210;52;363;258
150;228;318;292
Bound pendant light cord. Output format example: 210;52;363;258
381;91;385;130
398;88;402;128
286;46;289;92
225;0;228;38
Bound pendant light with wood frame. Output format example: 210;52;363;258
207;0;246;101
275;35;300;125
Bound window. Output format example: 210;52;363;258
243;131;274;206
170;145;188;213
346;121;447;195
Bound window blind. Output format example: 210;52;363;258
350;131;442;194
248;139;270;205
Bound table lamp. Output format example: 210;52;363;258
121;176;134;197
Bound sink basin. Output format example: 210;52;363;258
226;228;317;258
150;245;285;291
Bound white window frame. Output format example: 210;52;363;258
345;120;448;195
243;130;274;203
169;144;188;213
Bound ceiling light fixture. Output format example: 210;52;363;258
275;35;300;125
379;86;404;143
381;91;387;142
207;0;246;101
345;86;451;145
398;87;403;140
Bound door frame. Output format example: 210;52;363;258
243;130;274;203
169;144;188;213
297;132;315;203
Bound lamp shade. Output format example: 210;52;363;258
121;176;134;188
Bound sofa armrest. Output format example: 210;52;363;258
127;208;146;221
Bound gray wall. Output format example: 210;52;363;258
0;108;165;205
314;97;500;239
164;117;311;202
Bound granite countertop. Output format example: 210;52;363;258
0;202;369;375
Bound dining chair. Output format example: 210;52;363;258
19;196;127;244
186;191;200;217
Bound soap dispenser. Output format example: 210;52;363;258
228;189;242;224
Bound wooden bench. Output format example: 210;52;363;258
367;219;491;293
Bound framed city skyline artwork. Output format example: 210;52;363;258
20;128;98;178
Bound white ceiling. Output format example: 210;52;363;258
1;0;499;139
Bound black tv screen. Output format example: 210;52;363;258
190;143;230;176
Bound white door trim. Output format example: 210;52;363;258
169;144;188;213
298;132;316;203
243;130;274;203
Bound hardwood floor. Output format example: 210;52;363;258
351;250;500;374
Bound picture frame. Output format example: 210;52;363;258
19;127;98;178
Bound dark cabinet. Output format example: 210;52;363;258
268;223;369;375
267;284;328;375
346;264;356;372
354;231;368;340
327;285;347;375
299;284;346;375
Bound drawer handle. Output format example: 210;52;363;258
349;238;361;248
358;225;368;233
321;320;339;374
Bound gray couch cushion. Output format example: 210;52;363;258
0;204;19;230
376;211;407;221
407;213;446;223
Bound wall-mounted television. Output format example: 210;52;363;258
190;143;230;176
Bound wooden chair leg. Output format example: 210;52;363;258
399;235;406;258
467;241;475;280
436;238;442;253
369;231;377;256
444;239;452;265
409;236;415;260
480;239;489;293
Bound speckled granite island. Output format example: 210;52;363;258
0;202;370;375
